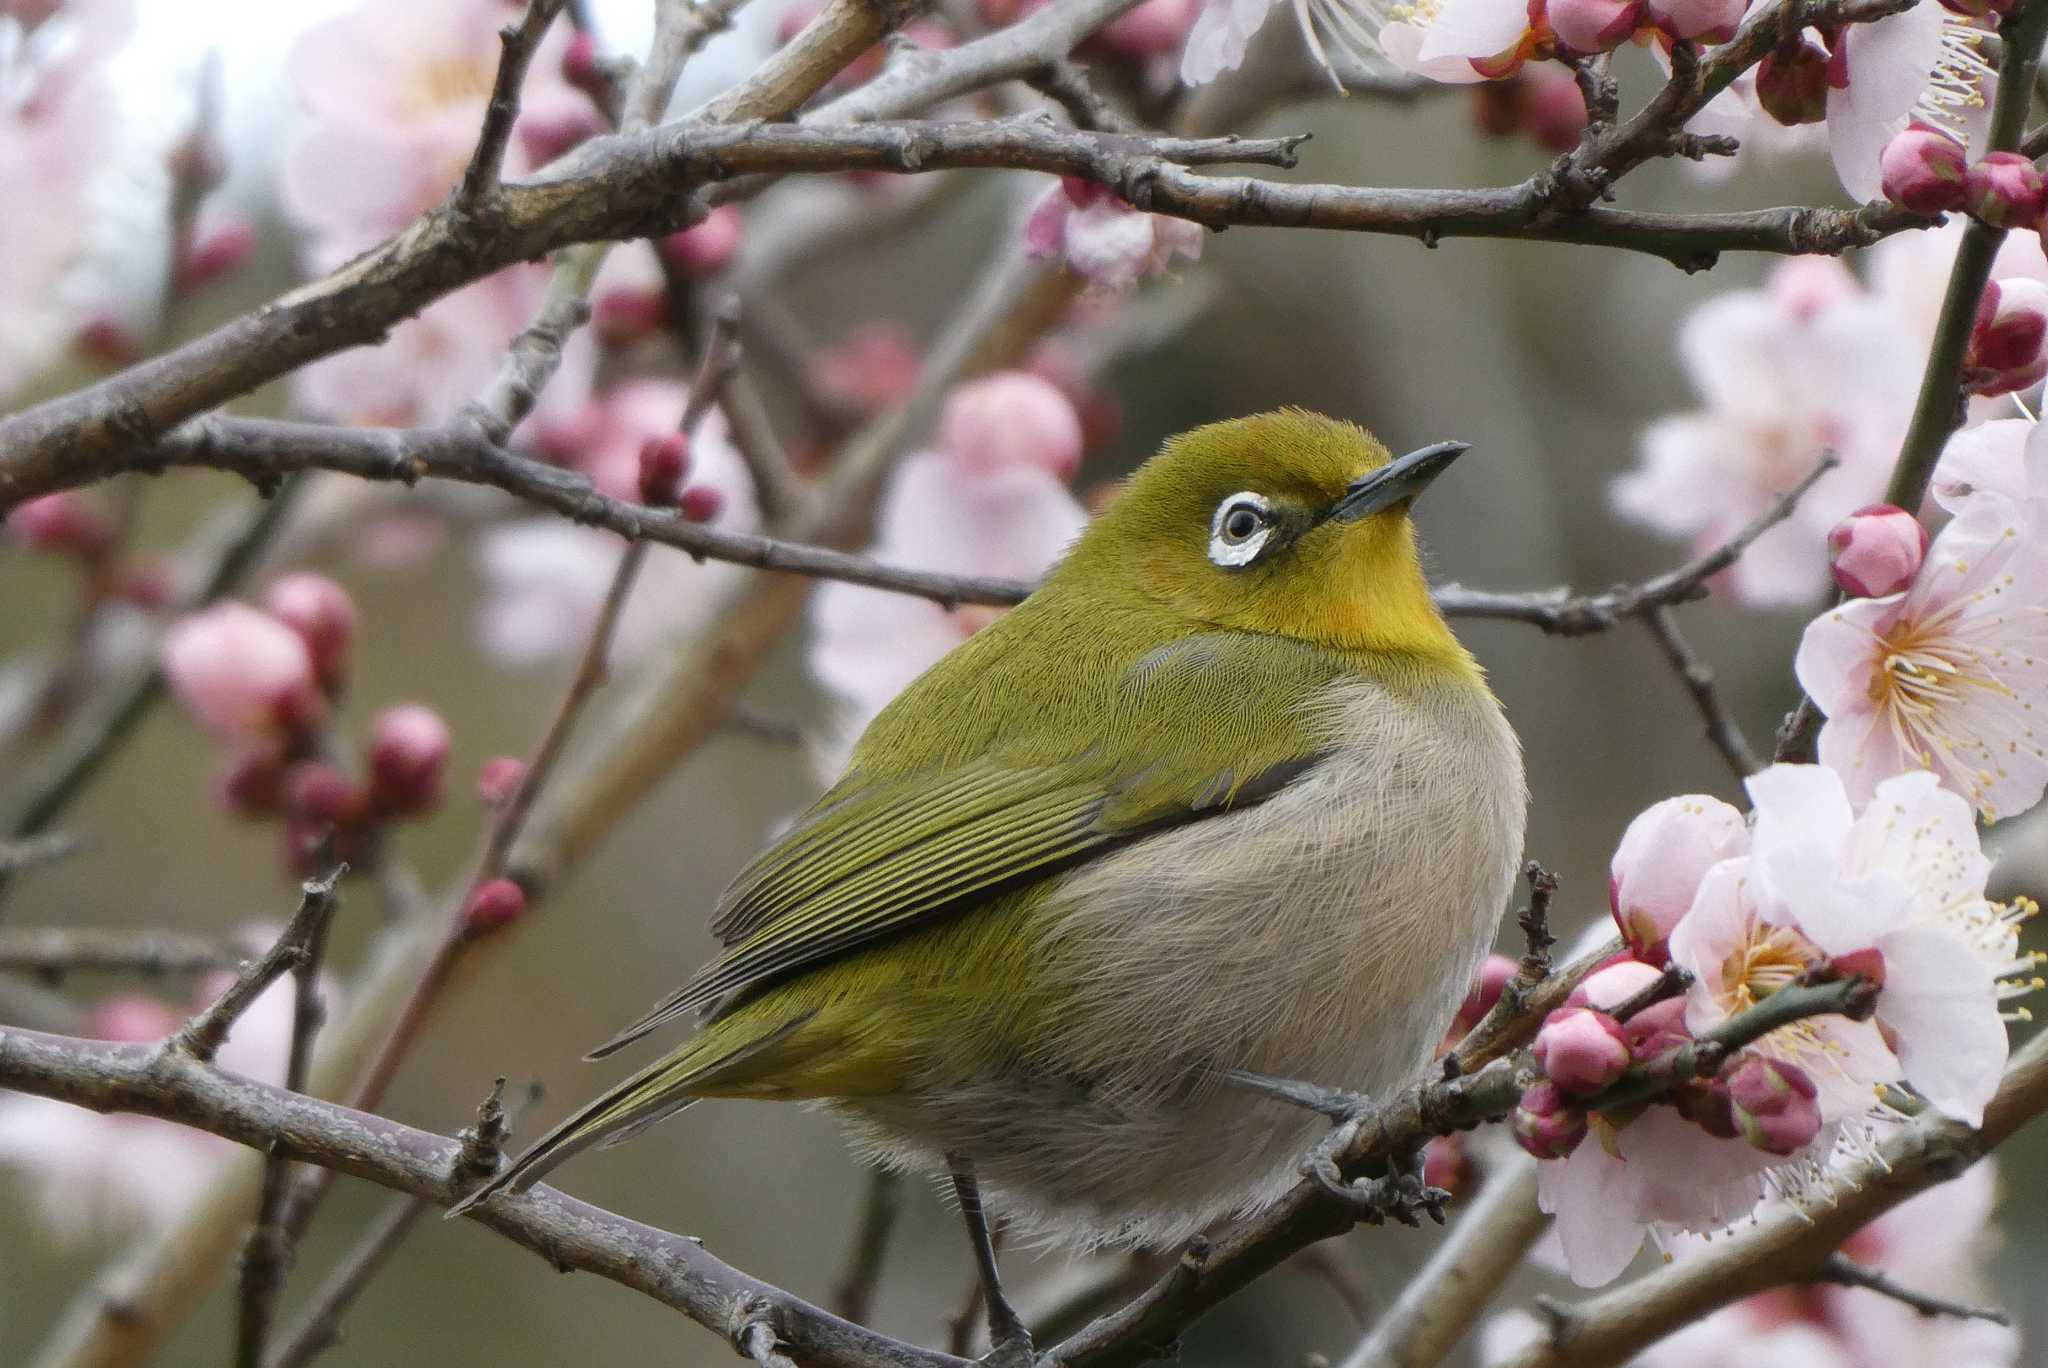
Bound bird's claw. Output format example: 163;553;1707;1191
978;1328;1034;1368
1299;1111;1447;1228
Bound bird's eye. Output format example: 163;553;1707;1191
1208;492;1273;568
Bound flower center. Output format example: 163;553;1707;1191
1725;920;1819;1014
406;57;494;118
1912;13;1995;142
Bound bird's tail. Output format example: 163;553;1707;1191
445;1008;817;1219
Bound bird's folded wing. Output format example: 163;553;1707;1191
587;632;1345;1058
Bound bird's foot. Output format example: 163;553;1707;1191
978;1314;1034;1368
1302;1138;1448;1229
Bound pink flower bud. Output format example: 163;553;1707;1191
1727;1055;1822;1155
285;762;365;826
562;30;604;91
1755;39;1829;126
1620;995;1691;1057
1521;66;1591;152
1097;0;1198;57
74;314;140;367
1609;796;1747;964
1826;504;1927;598
164;603;324;742
5;492;113;557
1420;1134;1471;1195
1512;1082;1588;1159
637;433;692;507
1569;957;1664;1011
1965;277;2048;396
1546;0;1643;56
464;878;527;934
175;216;256;292
1964;152;2048;230
592;286;668;346
366;704;450;816
262;573;356;692
1645;0;1745;43
657;205;743;278
1452;953;1520;1035
1532;1007;1633;1095
678;484;726;523
216;746;290;818
937;372;1085;482
812;323;922;418
1880;125;1969;215
476;755;529;806
1672;1077;1739;1138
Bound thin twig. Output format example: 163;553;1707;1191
262;1196;430;1368
166;869;343;1065
831;1170;904;1324
235;881;342;1368
1812;1252;2011;1325
455;0;567;211
0;927;246;979
1640;605;1761;779
0;832;82;874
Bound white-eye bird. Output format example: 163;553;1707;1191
454;410;1527;1361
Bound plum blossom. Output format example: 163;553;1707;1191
1825;4;1995;204
1826;504;1927;600
1613;259;1921;608
0;971;300;1245
809;373;1090;775
1797;459;2048;820
476;406;761;666
1609;792;1748;963
0;0;130;401
1025;178;1204;292
163;602;325;743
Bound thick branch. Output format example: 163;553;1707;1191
0;927;247;978
0;1027;959;1368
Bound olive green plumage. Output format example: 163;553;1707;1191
453;410;1526;1245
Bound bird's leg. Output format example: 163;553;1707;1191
947;1154;1033;1368
1222;1070;1449;1229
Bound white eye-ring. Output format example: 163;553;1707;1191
1208;491;1273;568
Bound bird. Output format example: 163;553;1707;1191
451;409;1527;1361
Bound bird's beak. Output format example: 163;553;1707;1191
1325;440;1470;523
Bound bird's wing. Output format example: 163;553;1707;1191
586;631;1350;1058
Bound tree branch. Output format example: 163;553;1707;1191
456;0;567;211
1810;1251;2011;1325
0;927;248;978
169;870;343;1065
1640;605;1760;780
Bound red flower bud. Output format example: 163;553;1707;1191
476;755;529;806
1512;1082;1588;1159
5;492;113;557
1671;1077;1739;1138
592;287;668;347
216;747;290;819
74;314;140;368
464;878;527;934
1532;1007;1633;1095
637;433;692;507
175;216;256;292
1827;504;1927;598
1755;39;1830;126
1965;277;2048;396
1964;152;2048;230
1453;953;1520;1036
657;205;743;278
366;704;451;816
678;484;726;523
1727;1054;1822;1155
285;762;365;826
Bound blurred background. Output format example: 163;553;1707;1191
3;0;2043;1364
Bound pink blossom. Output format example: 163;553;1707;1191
1379;0;1535;83
1098;0;1201;61
937;372;1086;483
1547;0;1641;56
1609;793;1749;964
1613;259;1920;608
476;411;761;666
1825;504;1927;599
0;970;300;1246
163;602;324;743
658;205;746;278
809;413;1090;772
1644;0;1746;44
1798;475;2048;821
1024;179;1203;292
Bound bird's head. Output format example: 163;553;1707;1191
1061;409;1471;662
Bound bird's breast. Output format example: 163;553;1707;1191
1030;672;1527;1101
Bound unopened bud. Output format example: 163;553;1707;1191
464;878;527;934
1620;996;1691;1057
263;573;357;692
164;603;325;742
1532;1007;1633;1095
1512;1082;1588;1158
1755;39;1829;126
1453;954;1520;1036
1964;152;2048;230
1965;277;2048;396
217;747;290;818
476;756;529;805
1727;1055;1822;1155
175;217;256;292
637;433;691;507
5;492;113;557
678;484;726;523
285;762;365;826
657;204;743;278
1420;1134;1472;1195
1645;0;1745;43
1827;504;1927;598
1546;0;1643;55
1671;1077;1739;1138
115;562;174;609
592;287;668;346
75;315;140;367
1879;124;1969;214
366;704;450;816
